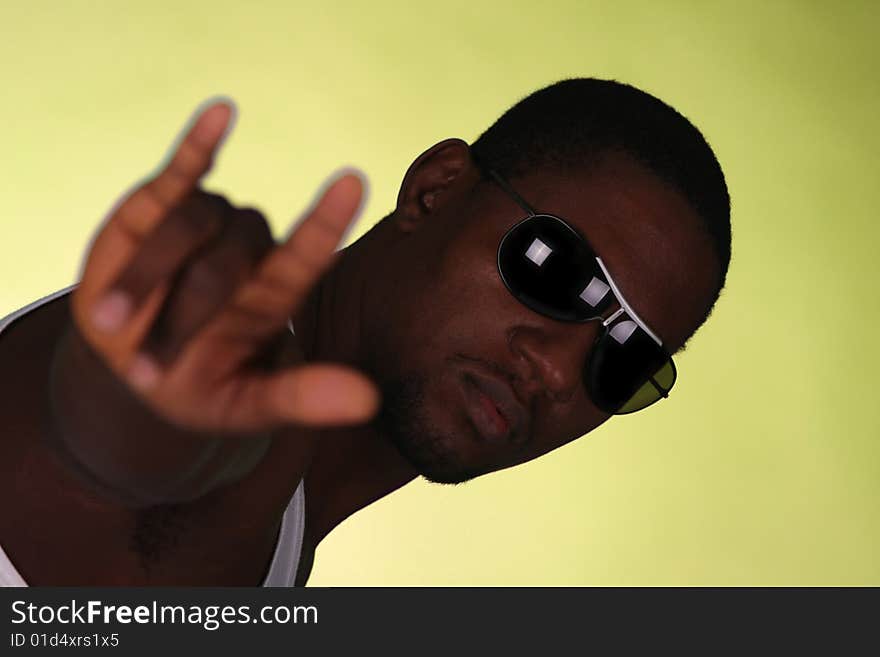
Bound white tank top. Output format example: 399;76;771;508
0;287;306;587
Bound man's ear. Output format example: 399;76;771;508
394;138;480;233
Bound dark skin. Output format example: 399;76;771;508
0;103;719;585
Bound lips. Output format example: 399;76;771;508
460;369;527;445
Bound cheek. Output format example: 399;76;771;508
403;233;509;352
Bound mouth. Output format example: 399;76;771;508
459;369;527;445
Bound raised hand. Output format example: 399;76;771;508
70;100;379;435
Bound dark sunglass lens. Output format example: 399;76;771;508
498;216;612;321
587;321;675;413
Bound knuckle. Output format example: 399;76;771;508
184;259;234;300
171;139;210;177
235;207;274;255
237;205;269;228
114;266;151;299
279;249;325;287
288;230;336;269
166;196;224;240
199;190;233;210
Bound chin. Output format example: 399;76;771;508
397;439;494;486
376;372;495;486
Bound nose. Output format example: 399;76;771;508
507;320;600;403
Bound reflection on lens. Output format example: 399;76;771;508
498;215;613;321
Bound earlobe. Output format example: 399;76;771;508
394;138;477;233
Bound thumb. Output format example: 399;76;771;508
261;364;381;427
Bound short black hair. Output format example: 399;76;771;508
470;78;731;341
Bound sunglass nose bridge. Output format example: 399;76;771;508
601;306;626;327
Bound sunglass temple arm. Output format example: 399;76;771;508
648;376;668;398
485;168;538;217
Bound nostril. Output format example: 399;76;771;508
508;324;587;404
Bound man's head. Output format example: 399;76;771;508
360;78;730;484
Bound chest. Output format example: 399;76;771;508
0;304;316;585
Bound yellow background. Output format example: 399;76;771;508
1;1;877;585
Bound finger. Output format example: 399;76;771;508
73;100;236;344
90;192;227;334
269;171;364;306
107;100;236;243
144;100;236;210
141;206;274;367
207;170;365;345
233;364;381;429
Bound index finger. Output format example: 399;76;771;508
71;100;236;363
99;99;235;251
143;99;236;210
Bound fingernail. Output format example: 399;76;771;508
128;354;161;391
92;292;131;333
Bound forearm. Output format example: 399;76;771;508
46;322;272;507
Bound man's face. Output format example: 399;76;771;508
367;149;720;484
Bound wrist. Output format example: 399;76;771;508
46;322;266;507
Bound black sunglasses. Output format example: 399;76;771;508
482;166;677;415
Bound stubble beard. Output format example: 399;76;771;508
376;373;487;486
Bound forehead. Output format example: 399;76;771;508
501;153;718;349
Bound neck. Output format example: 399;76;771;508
291;221;419;545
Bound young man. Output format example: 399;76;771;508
0;78;730;586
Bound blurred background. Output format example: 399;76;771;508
1;1;877;585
